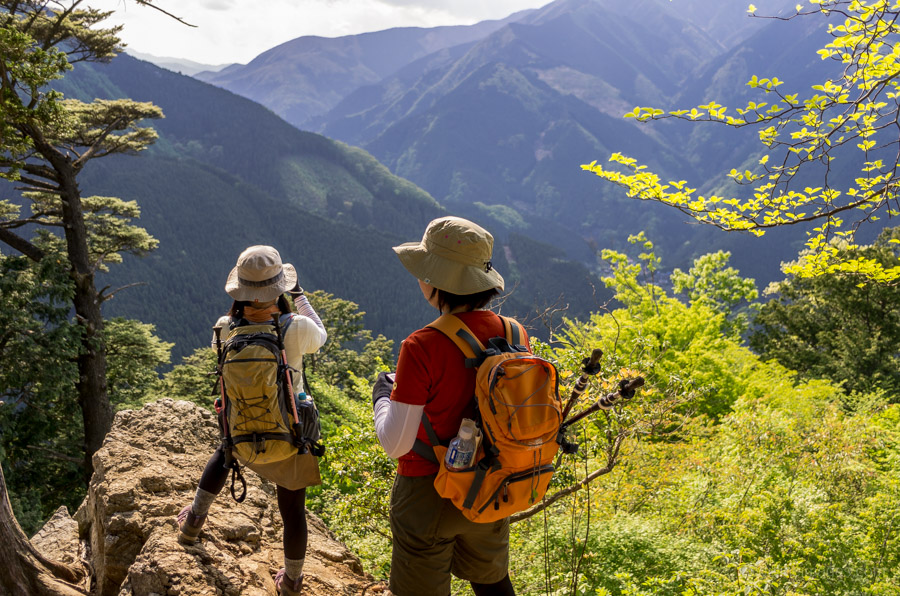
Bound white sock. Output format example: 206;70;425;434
284;556;305;581
191;487;216;517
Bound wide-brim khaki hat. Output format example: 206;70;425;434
393;216;504;295
225;245;297;302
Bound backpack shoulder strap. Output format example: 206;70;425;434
500;316;527;349
414;314;485;459
411;412;442;464
427;314;486;368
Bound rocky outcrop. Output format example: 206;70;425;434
31;506;84;574
30;399;382;595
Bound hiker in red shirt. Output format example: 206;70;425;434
372;216;518;596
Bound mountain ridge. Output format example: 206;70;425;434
52;53;607;358
307;0;839;282
194;10;536;128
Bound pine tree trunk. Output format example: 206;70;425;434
0;466;87;595
56;168;113;480
72;273;112;478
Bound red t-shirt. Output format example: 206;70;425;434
390;310;530;476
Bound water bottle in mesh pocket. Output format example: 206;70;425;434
295;393;324;455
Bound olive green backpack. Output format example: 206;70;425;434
213;314;323;500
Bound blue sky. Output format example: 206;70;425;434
91;0;551;65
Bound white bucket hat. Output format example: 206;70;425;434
224;245;297;302
393;216;504;295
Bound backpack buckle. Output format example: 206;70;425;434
251;433;266;454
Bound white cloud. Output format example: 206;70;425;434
200;1;236;11
89;0;549;65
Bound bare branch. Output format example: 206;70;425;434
0;227;44;261
16;178;60;194
133;0;197;28
99;281;147;302
510;434;623;523
0;214;62;229
20;162;59;183
26;445;83;465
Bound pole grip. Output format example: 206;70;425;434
584;348;603;373
596;376;645;410
562;377;645;428
561;347;604;419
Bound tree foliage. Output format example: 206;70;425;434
0;0;163;474
509;236;899;594
104;317;172;410
576;233;758;420
671;249;760;339
750;226;900;400
583;0;900;283
0;246;172;536
306;374;396;576
153;347;218;410
304;290;393;394
0;247;82;536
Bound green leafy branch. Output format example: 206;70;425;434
584;1;900;283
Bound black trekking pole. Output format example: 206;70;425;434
561;348;604;421
560;377;644;431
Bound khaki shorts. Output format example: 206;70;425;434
240;452;321;490
389;474;509;596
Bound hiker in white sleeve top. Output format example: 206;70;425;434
178;245;326;596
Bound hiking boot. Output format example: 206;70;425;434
274;568;303;595
177;504;206;544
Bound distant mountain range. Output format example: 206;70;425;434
54;54;607;358
189;0;850;287
193;0;799;130
194;10;536;129
39;0;881;359
125;49;232;76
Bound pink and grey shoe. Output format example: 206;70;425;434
274;568;303;595
177;504;207;544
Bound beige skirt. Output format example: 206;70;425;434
238;451;321;490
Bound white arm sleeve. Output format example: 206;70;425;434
285;314;327;354
211;315;231;348
373;399;425;459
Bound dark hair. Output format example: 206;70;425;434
431;287;500;313
229;294;292;319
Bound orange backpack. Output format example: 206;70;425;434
413;314;563;523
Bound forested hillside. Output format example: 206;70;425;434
52;54;608;356
194;0;840;288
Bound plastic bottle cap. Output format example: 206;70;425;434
459;426;473;440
